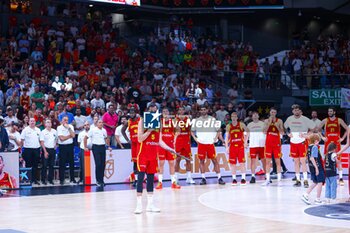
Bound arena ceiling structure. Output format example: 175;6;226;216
69;0;350;16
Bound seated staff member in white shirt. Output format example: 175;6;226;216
115;116;130;149
21;118;41;185
284;104;315;188
77;121;91;184
247;112;266;184
40;119;57;185
84;120;112;187
7;122;21;152
191;105;226;186
57;116;76;185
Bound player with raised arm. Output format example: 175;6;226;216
134;103;177;214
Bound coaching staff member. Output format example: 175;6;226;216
84;119;112;187
57;116;76;185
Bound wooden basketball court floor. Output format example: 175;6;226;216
0;178;349;233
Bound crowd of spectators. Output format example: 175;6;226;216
0;2;349;153
284;34;350;89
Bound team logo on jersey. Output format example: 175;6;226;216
144;110;161;129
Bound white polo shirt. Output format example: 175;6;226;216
115;125;130;144
21;126;41;148
57;124;74;145
247;121;266;148
78;130;91;150
88;127;107;145
192;116;220;145
7;130;21;151
74;115;86;134
40;128;57;149
284;115;315;144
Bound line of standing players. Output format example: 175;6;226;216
125;103;347;214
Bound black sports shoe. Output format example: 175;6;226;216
293;180;301;187
232;179;238;186
49;181;54;185
218;178;225;185
250;177;256;184
292;176;297;181
42;181;47;185
241;179;246;185
200;178;207;185
60;181;64;185
303;180;309;188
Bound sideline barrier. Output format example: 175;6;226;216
87;145;350;185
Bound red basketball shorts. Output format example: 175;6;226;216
197;143;216;160
229;144;245;164
250;147;265;159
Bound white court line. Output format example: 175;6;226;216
198;180;350;229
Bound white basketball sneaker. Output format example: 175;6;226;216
146;204;161;213
186;177;196;184
261;180;270;186
134;202;142;214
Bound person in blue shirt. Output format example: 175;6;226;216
301;134;325;205
58;103;75;124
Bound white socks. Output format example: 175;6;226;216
303;172;308;181
242;174;246;180
266;173;270;181
187;171;191;179
296;173;301;181
137;196;142;206
339;171;343;179
252;174;255;178
135;196;142;214
217;173;221;179
171;175;176;183
147;194;153;202
277;173;281;181
201;173;206;179
232;175;236;180
158;174;163;183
